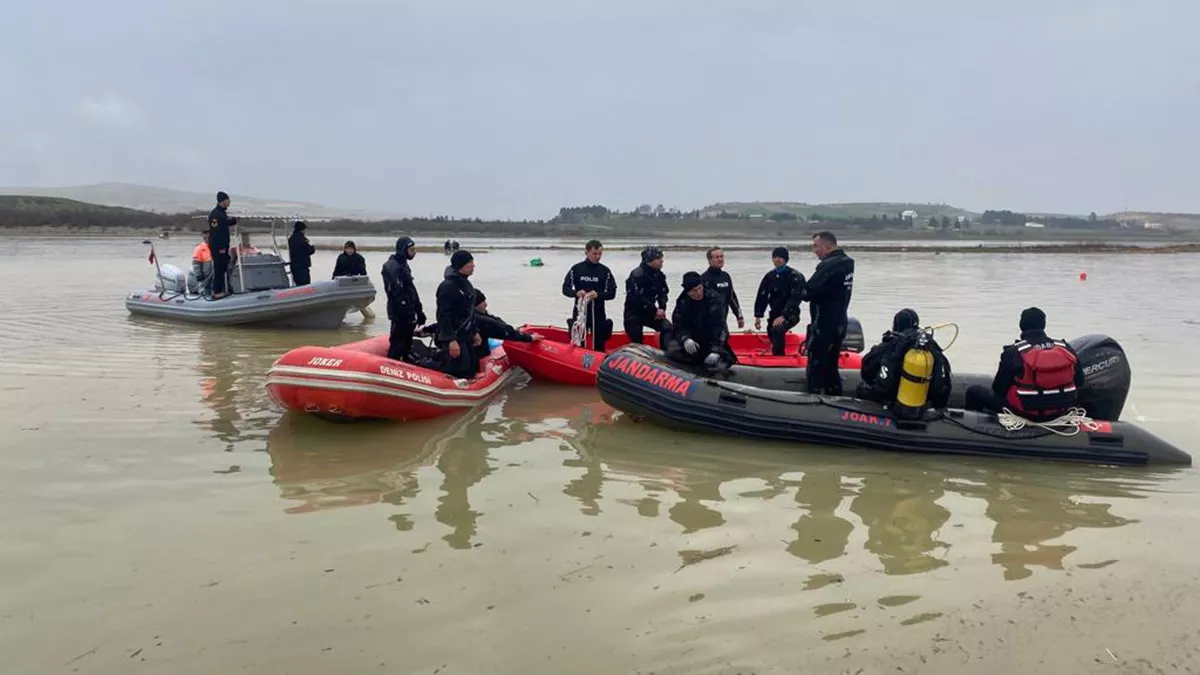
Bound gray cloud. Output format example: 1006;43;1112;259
1;0;1197;217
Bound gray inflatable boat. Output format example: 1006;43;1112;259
126;246;376;329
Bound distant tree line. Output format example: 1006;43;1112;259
980;209;1124;229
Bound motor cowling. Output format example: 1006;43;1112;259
844;316;865;353
1068;334;1131;421
153;263;188;293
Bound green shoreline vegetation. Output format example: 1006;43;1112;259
2;195;1199;255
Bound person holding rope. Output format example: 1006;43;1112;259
562;239;617;350
700;247;745;329
965;307;1086;423
753;246;806;356
857;308;952;408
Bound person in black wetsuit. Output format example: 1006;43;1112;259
805;231;855;395
288;221;316;286
700;247;745;329
207;191;237;299
965;307;1086;422
381;236;425;362
753;246;806;356
435;250;482;379
666;271;736;372
332;240;368;278
562;239;618;350
857;308;952;408
623;246;671;345
423;289;543;344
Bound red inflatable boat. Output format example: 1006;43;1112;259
504;325;863;387
266;335;517;422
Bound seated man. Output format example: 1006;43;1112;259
856;308;952;409
965;306;1086;422
421;289;542;344
665;271;736;372
189;231;214;294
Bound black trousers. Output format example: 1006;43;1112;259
293;266;311;286
767;314;799;356
211;250;230;295
439;339;478;379
966;385;1005;414
624;311;672;346
805;329;845;395
388;319;416;362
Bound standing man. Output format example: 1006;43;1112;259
288;221;316;286
381;236;425;362
804;231;855;395
753;246;806;355
561;239;618;351
207;191;237;299
623;246;671;345
435;250;483;378
699;246;745;329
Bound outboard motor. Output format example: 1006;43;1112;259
843;316;865;353
153;263;188;294
1068;334;1131;420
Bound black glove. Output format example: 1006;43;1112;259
228;216;238;226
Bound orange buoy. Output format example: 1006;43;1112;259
1079;272;1088;281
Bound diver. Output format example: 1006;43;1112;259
434;250;483;378
207;191;236;299
804;231;855;395
965;307;1086;422
623;246;671;345
562;239;618;351
381;236;425;362
190;230;214;295
752;246;806;355
288;221;316;286
700;246;745;329
332;240;368;278
857;308;952;409
666;272;736;372
423;289;543;344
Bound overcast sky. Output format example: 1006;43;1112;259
2;0;1197;218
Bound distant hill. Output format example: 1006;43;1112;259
703;201;979;220
0;182;405;221
0;195;182;229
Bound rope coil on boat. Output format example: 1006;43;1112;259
997;406;1100;436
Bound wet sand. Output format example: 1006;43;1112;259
1;235;1199;674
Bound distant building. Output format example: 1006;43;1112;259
748;213;765;219
1024;221;1045;228
901;209;918;220
1144;222;1166;230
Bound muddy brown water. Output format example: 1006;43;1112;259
2;235;1199;674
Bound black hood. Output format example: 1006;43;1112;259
395;236;415;256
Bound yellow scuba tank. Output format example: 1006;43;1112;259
893;329;934;420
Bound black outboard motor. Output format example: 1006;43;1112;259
1068;334;1131;421
843;316;865;353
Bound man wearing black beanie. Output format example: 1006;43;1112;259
207;191;237;298
965;306;1086;422
752;246;806;355
434;249;483;378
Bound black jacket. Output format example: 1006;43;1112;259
753;266;806;323
671;288;730;353
989;329;1086;398
207;205;233;251
806;248;855;334
623;263;668;319
434;266;478;343
859;330;952;408
288;231;315;270
381;254;424;324
562;259;618;313
332;252;367;278
700;267;743;320
477;312;532;342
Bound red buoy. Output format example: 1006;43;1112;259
1079;272;1088;281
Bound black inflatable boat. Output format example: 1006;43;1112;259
596;339;1190;467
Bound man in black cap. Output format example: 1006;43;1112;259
623;246;671;345
804;231;855;395
856;308;952;408
435;249;483;378
666;271;735;372
752;246;806;355
207;191;237;298
382;236;425;362
288;221;316;286
965;307;1086;422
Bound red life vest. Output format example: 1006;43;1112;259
1004;339;1079;418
